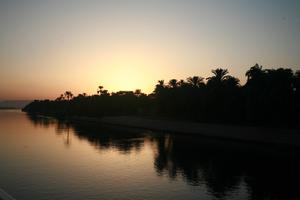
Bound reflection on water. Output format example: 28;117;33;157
0;110;300;200
27;114;146;154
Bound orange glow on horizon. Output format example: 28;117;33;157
1;1;299;100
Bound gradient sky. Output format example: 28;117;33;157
1;0;300;100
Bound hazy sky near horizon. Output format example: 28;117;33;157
1;0;300;100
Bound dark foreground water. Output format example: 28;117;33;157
0;110;300;200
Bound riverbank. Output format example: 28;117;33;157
64;115;300;147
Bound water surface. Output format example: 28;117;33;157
0;110;299;200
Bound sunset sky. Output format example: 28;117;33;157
1;0;300;100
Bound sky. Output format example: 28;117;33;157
0;0;300;100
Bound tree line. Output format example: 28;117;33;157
23;64;300;127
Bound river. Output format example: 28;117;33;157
0;110;299;200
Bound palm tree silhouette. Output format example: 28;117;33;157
224;76;240;88
64;91;73;100
245;63;263;81
206;68;231;89
55;94;65;101
97;86;104;95
168;79;178;88
158;80;164;86
187;76;204;88
154;80;165;95
22;64;300;127
207;69;230;82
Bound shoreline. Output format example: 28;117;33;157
63;115;300;147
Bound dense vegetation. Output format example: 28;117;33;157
23;64;300;127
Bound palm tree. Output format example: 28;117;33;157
55;94;65;101
154;80;165;95
76;93;87;99
178;79;189;88
97;86;103;95
168;79;178;88
187;76;204;88
245;63;263;81
64;91;73;100
207;68;229;82
158;80;164;86
224;76;240;88
206;68;231;88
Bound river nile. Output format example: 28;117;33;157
0;110;299;200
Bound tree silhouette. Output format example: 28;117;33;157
64;91;73;100
245;63;264;81
55;94;65;101
168;79;178;88
134;89;142;97
295;71;300;93
97;85;104;95
223;76;240;88
22;64;300;128
187;76;204;88
207;68;230;87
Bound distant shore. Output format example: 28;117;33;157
61;115;300;147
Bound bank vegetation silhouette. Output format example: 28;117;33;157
23;64;300;127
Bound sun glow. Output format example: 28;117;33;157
89;50;161;95
107;65;147;91
1;1;300;100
